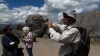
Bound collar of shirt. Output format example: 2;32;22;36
64;23;77;30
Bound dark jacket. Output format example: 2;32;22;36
2;33;20;56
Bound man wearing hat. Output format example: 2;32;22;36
46;10;81;56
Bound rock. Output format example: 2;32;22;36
80;11;96;32
12;29;23;38
76;10;100;41
25;14;47;37
76;13;84;26
43;34;50;38
95;10;100;32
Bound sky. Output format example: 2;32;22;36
0;0;100;24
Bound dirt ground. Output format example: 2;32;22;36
0;38;100;56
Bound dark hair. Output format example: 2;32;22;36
2;25;13;32
63;12;69;18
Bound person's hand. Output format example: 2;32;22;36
45;22;53;28
10;42;15;45
23;38;26;41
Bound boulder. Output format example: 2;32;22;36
12;29;23;38
25;14;47;37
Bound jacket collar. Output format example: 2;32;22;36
66;23;77;30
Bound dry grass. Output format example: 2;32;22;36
0;34;3;38
91;42;100;46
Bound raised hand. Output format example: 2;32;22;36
45;22;53;28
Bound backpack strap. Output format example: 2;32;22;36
70;44;76;55
69;26;80;55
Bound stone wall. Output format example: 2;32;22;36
76;10;100;41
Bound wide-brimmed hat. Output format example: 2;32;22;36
63;10;77;22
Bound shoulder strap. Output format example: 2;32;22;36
70;44;76;55
69;26;80;55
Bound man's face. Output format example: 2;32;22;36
6;29;12;34
62;17;74;25
62;17;69;25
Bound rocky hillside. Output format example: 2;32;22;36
76;10;100;41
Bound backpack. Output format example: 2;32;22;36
70;27;90;56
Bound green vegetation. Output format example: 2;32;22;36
0;34;3;38
16;24;24;31
0;31;4;34
91;42;100;46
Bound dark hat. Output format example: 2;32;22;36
63;10;77;22
2;25;13;32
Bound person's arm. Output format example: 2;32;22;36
12;34;20;44
49;28;80;44
24;32;33;42
2;35;15;48
52;23;66;32
46;22;80;44
52;23;62;28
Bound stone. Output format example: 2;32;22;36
25;14;47;37
12;29;23;38
76;10;100;41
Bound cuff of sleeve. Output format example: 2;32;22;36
49;28;56;34
10;42;14;45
